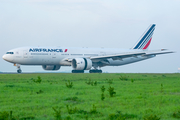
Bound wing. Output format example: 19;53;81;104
65;49;174;66
90;49;174;62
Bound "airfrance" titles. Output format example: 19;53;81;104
29;48;64;52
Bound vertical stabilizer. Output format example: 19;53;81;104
133;24;156;49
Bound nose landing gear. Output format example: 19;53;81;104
17;69;22;73
14;64;22;73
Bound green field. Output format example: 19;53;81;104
0;73;180;120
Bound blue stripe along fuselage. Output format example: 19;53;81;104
134;24;155;49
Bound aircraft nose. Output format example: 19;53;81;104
2;54;14;63
2;54;6;60
2;54;9;61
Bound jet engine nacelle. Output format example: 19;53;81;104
42;65;61;70
72;58;92;70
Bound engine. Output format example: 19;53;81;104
72;58;92;70
42;65;61;70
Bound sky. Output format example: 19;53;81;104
0;0;179;73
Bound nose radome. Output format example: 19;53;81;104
2;54;6;60
2;54;14;62
2;54;8;61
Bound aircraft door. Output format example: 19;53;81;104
52;53;56;58
48;52;56;64
23;50;28;58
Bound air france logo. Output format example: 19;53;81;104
29;48;68;52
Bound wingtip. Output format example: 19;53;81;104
161;49;175;53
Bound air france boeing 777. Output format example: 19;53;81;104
2;24;173;73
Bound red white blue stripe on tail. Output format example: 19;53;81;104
133;24;156;49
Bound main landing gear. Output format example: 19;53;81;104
89;66;102;73
71;69;102;73
14;64;22;73
72;70;84;73
89;69;102;73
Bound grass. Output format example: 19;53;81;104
0;73;180;119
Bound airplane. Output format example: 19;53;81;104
2;24;174;73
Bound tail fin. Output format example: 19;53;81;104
132;24;156;49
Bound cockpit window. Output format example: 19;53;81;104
6;52;14;54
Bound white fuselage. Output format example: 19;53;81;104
3;47;154;67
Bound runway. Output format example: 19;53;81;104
0;72;34;74
0;72;70;74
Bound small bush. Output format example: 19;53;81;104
90;81;94;86
106;79;113;84
85;79;92;85
66;80;73;88
0;111;9;120
90;104;98;114
94;81;97;86
52;107;62;120
119;76;128;81
85;79;97;86
85;115;88;120
0;111;16;120
67;105;100;115
20;116;35;120
66;105;78;114
64;116;72;120
108;113;117;120
36;90;43;94
160;84;163;93
109;113;126;120
4;85;15;88
101;85;105;92
142;75;147;77
108;86;116;97
101;85;105;101
162;75;166;77
101;93;105;101
32;76;42;83
77;110;88;115
143;114;160;120
65;97;78;102
108;111;137;120
173;110;180;118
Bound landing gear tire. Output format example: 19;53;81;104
15;64;22;73
17;69;22;73
89;70;102;73
72;70;84;73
